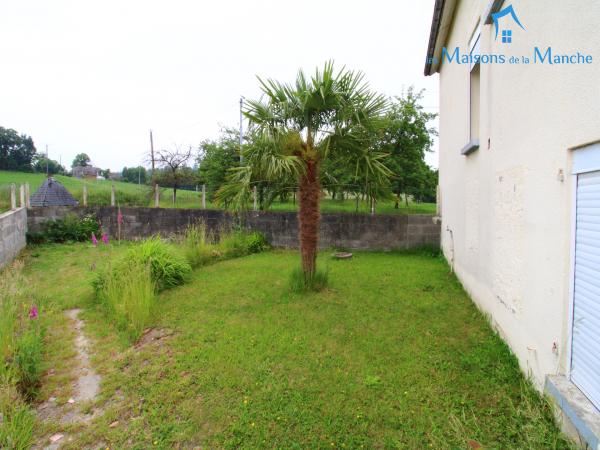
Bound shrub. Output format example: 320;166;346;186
126;236;191;290
92;235;191;296
245;231;270;254
26;212;101;244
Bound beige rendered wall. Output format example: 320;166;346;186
438;0;600;387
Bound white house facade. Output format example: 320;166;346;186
425;0;600;444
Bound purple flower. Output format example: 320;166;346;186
29;306;38;319
102;233;108;244
48;369;54;375
117;211;123;226
90;263;96;271
92;232;98;247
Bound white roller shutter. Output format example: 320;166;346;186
571;170;600;409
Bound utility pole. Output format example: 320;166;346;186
150;130;155;180
239;96;245;164
46;144;49;176
138;168;141;187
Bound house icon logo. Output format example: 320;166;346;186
491;4;524;43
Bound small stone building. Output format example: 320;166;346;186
30;177;79;207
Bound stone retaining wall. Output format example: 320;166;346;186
27;206;441;251
0;207;27;270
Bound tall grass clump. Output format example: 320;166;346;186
0;261;42;448
125;235;191;290
91;235;190;337
0;379;36;450
99;260;155;338
177;221;216;269
176;222;270;268
289;264;329;293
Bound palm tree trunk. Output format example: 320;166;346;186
298;162;321;277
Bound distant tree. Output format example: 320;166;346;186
102;168;110;179
196;125;243;189
0;126;37;172
33;157;65;175
72;153;91;168
152;144;194;203
372;87;438;207
121;166;148;184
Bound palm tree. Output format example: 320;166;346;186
216;62;397;279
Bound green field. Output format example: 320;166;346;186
0;171;436;215
15;243;574;449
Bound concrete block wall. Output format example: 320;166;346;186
0;207;27;271
27;206;441;251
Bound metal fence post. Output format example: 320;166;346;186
10;183;16;210
83;185;87;206
202;185;206;209
19;182;24;207
155;184;159;208
25;182;30;208
254;186;257;211
111;184;115;206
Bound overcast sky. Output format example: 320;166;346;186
0;0;439;172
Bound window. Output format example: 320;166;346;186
502;30;512;43
462;23;482;155
470;25;481;143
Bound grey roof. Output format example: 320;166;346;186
30;177;79;207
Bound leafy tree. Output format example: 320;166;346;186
216;62;396;279
102;168;110;179
0;126;37;172
33;157;65;175
196;125;243;189
153;145;194;203
72;153;91;168
121;166;148;184
373;87;438;207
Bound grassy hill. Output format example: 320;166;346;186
0;171;436;215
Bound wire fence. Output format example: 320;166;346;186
0;179;436;216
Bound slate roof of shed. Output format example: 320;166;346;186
30;177;79;207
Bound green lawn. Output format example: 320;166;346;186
0;171;435;215
19;243;574;450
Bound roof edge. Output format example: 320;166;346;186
424;0;446;76
483;0;506;25
424;0;459;76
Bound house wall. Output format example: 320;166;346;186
438;0;600;387
26;206;441;251
0;207;27;271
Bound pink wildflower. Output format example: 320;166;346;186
92;232;98;247
117;211;123;226
29;306;38;319
102;233;108;244
48;369;54;375
90;263;96;271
